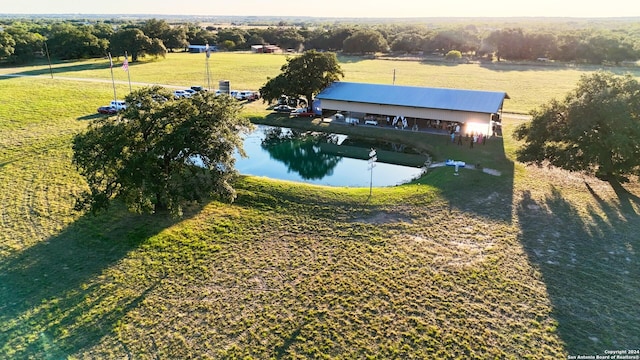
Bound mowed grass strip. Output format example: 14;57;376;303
0;55;638;358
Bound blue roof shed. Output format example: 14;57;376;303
315;82;509;114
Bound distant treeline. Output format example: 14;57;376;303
1;17;639;65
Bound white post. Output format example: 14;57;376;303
108;52;117;103
368;148;377;196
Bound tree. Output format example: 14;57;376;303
343;29;388;54
0;31;16;59
428;28;478;54
141;18;171;41
485;28;527;61
445;50;462;62
261;27;305;50
4;22;45;63
72;86;252;215
163;26;189;52
390;31;429;53
46;22;106;60
259;50;344;107
188;27;217;48
148;38;168;59
91;22;115;41
110;27;153;61
216;28;247;50
320;27;354;51
513;71;640;182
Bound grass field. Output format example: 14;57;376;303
2;51;639;114
1;53;639;359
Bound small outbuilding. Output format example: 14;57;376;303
315;82;509;135
251;44;282;53
188;44;217;53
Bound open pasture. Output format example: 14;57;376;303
3;52;639;114
0;53;639;358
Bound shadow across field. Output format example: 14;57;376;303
0;207;180;358
418;134;516;223
77;113;105;121
0;61;121;80
336;54;371;64
517;185;640;355
479;61;640;76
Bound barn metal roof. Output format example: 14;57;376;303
315;82;509;114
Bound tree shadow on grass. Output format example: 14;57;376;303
517;186;640;355
609;181;640;217
77;113;105;121
0;206;181;358
336;54;371;64
0;61;123;80
419;135;516;224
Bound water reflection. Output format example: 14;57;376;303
235;125;425;187
260;127;342;180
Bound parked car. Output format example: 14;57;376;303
173;90;189;98
190;86;205;92
234;91;246;100
110;100;127;110
345;117;360;125
273;105;296;113
97;106;117;114
332;112;345;121
183;89;197;96
292;108;316;118
243;91;260;101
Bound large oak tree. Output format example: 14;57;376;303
73;86;252;215
259;50;344;108
513;71;640;182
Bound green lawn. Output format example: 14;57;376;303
0;53;638;359
2;52;639;114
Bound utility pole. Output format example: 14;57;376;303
123;51;131;93
44;42;53;79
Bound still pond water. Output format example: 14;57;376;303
234;125;425;187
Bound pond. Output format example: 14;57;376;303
234;125;426;187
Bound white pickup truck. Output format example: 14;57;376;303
110;100;127;110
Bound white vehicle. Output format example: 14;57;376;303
110;100;127;110
246;91;260;101
183;89;196;97
234;91;246;100
234;90;259;101
173;90;189;98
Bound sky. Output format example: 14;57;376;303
1;0;638;18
